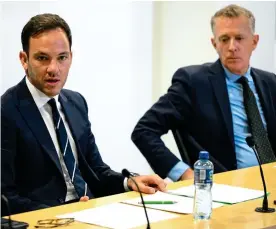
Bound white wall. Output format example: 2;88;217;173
0;1;154;174
275;2;276;73
153;1;221;99
0;4;2;89
275;42;276;73
152;1;276;160
1;1;276;176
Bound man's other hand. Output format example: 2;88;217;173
127;174;167;194
79;196;89;202
180;168;194;180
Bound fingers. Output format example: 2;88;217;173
79;196;89;202
143;174;167;192
154;175;167;192
137;183;156;194
129;175;167;194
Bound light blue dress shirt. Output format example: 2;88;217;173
168;66;267;181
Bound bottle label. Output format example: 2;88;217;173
194;168;213;184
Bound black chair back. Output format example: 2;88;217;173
172;129;228;172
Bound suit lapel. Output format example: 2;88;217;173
251;69;276;137
58;92;103;195
208;60;234;146
58;92;87;164
16;79;63;175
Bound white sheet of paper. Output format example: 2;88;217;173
57;202;179;229
122;191;224;214
168;183;264;204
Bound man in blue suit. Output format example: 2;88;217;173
1;13;166;215
131;4;276;181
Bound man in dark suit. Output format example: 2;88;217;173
131;4;276;181
1;13;166;215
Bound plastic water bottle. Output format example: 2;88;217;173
193;151;214;220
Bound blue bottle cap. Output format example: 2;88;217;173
199;151;209;160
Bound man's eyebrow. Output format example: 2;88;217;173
218;34;229;39
33;51;49;56
33;51;70;56
58;52;70;56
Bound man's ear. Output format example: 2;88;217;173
252;34;259;51
19;51;28;71
69;51;73;67
70;50;73;59
211;37;216;49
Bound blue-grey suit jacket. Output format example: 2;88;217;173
132;60;276;178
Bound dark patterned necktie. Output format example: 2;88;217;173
48;98;87;198
237;76;276;164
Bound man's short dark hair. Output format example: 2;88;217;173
21;13;72;54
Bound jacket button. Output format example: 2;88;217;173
59;198;64;203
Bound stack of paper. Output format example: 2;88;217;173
57;202;179;229
122;191;224;214
168;183;265;204
57;183;265;228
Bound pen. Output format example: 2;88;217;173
138;201;178;204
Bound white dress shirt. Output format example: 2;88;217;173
26;77;78;201
26;77;130;200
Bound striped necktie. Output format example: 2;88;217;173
48;98;88;198
237;76;276;164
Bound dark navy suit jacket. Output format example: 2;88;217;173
132;60;276;178
1;78;125;215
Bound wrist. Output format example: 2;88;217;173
127;172;140;190
180;168;194;180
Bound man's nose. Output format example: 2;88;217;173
228;38;237;52
47;59;60;75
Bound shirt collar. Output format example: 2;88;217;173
25;76;59;109
223;66;252;83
